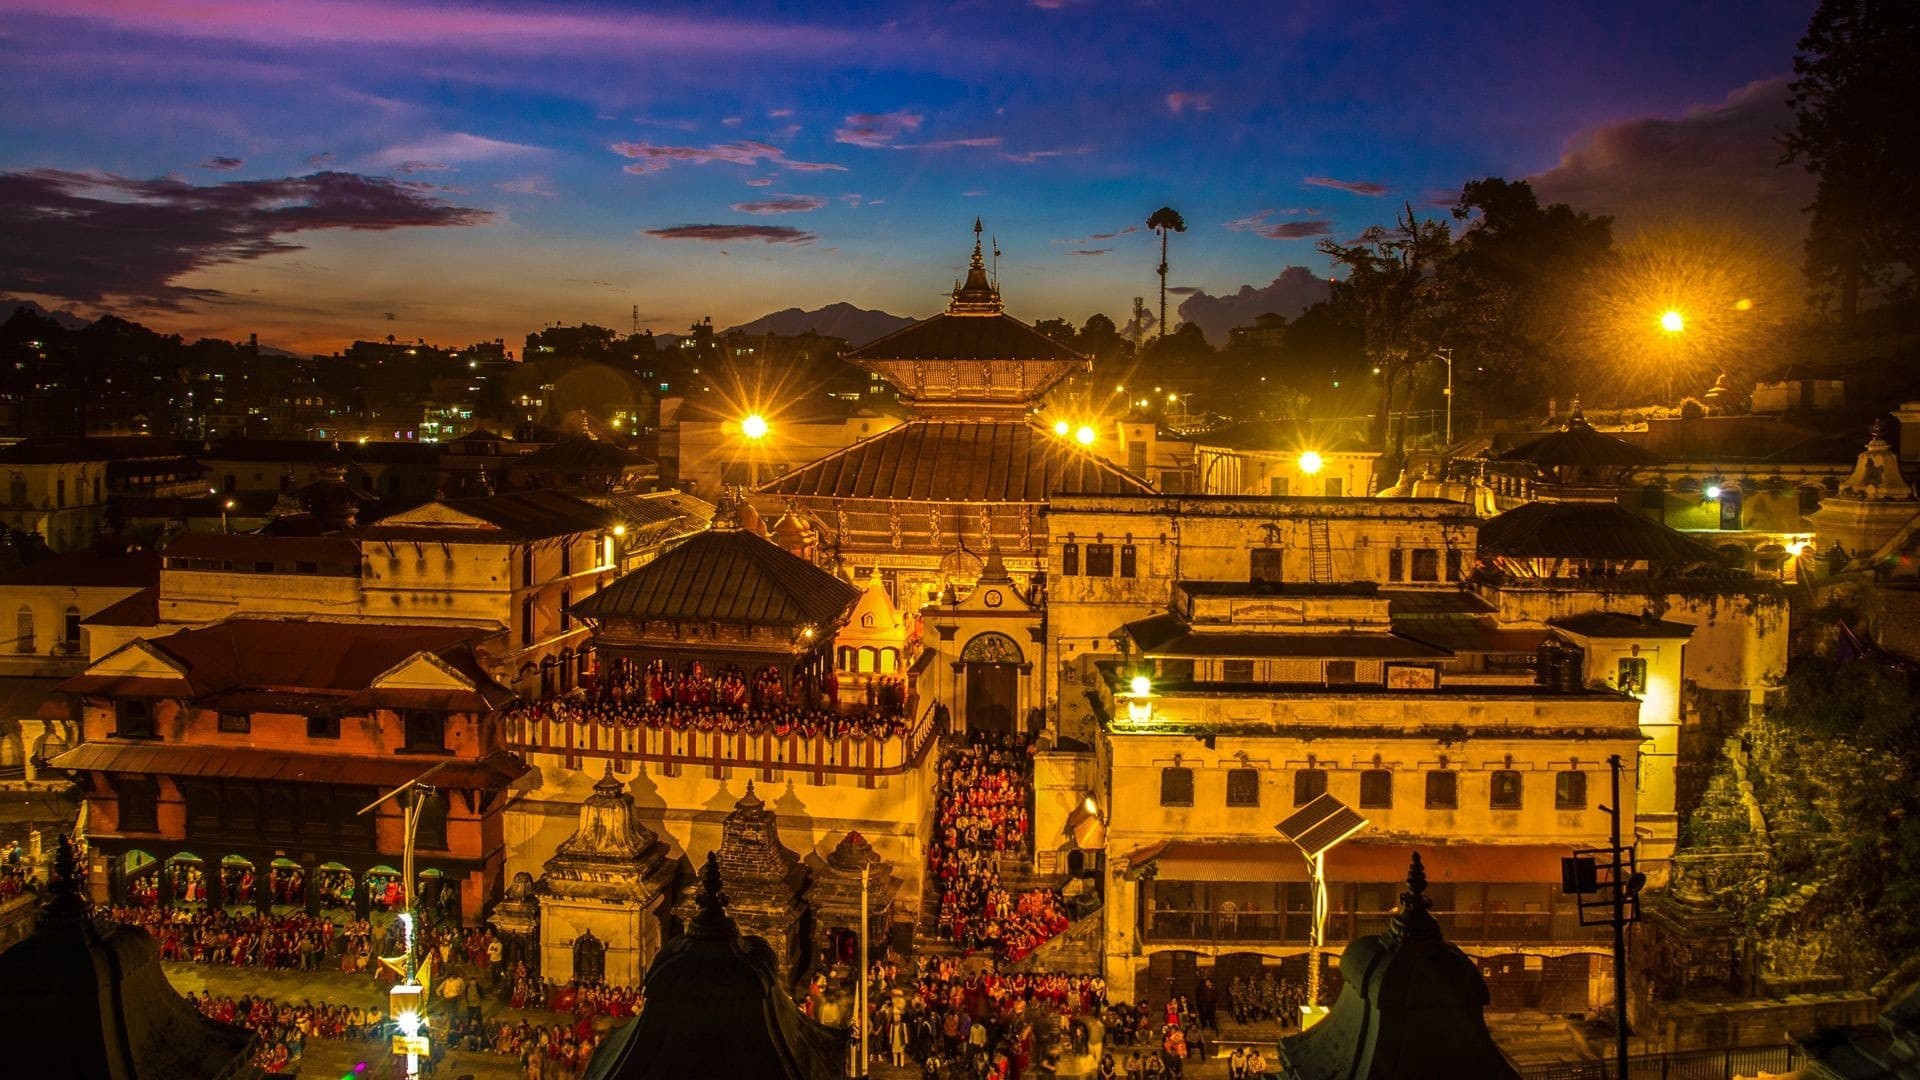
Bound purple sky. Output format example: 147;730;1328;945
0;0;1817;352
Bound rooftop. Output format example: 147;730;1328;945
1477;501;1729;564
0;551;160;589
574;525;860;627
757;419;1153;502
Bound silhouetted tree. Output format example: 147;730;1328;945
1317;205;1453;452
1147;207;1187;340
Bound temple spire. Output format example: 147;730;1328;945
949;218;1003;315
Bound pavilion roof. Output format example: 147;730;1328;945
756;419;1153;502
1477;501;1728;564
573;527;859;627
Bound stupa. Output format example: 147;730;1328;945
537;764;678;987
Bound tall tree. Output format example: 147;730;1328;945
1781;0;1920;321
1147;207;1187;340
1317;205;1453;452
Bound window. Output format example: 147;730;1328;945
560;542;573;576
217;712;251;734
1293;768;1327;806
1062;542;1080;576
1445;549;1463;582
1085;543;1116;577
114;699;155;739
1411;549;1439;582
1388;549;1404;581
1222;659;1255;683
63;606;81;645
1555;770;1588;810
13;606;32;654
1225;768;1261;807
520;546;534;585
1616;657;1648;695
116;777;159;833
308;715;340;739
521;596;535;647
1490;770;1524;810
403;711;446;753
1269;476;1290;497
1359;768;1394;808
1120;544;1138;579
1325;660;1356;685
413;791;449;851
1323;477;1344;497
1425;770;1458;809
1250;547;1283;583
1719;490;1744;531
1159;766;1194;807
1128;442;1148;471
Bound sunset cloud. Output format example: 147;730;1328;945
730;194;828;215
835;111;923;148
1304;175;1389;195
198;156;244;171
370;132;543;170
1224;209;1331;239
611;139;845;174
1177;267;1332;341
1004;146;1091;164
643;223;816;244
0;168;491;309
1165;92;1213;115
1067;248;1110;256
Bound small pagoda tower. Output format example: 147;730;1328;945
1807;419;1919;563
538;764;678;987
677;781;810;984
1277;853;1521;1080
806;830;901;971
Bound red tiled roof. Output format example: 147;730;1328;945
0;552;160;588
80;587;159;628
756;419;1154;502
49;742;529;790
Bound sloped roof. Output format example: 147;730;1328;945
1497;412;1661;468
849;312;1084;363
1124;612;1451;661
50;742;528;790
1477;501;1727;563
516;437;653;472
756;419;1154;501
573;528;859;626
363;491;616;541
1549;611;1696;639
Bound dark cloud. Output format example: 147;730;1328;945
729;194;827;215
1167;286;1201;295
643;224;816;244
1056;225;1137;245
0;168;492;310
1003;146;1090;164
199;156;244;171
611;139;844;174
1175;267;1332;342
1304;176;1389;195
1067;248;1110;256
835;111;922;148
1529;77;1810;252
1224;209;1330;240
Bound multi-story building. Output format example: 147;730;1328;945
53;619;526;918
0;437;202;552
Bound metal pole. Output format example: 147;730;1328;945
858;862;870;1077
1442;349;1454;447
1610;753;1629;1079
1308;850;1326;1011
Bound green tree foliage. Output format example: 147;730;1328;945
1445;178;1613;413
1782;0;1920;320
1681;654;1920;985
1316;205;1453;451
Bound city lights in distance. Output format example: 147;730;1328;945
740;414;769;439
1298;451;1324;476
1660;309;1685;333
1074;425;1097;446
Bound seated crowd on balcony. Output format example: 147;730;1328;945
507;659;910;740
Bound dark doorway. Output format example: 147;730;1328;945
574;932;606;984
965;662;1019;733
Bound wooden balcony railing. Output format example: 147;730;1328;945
1142;908;1609;948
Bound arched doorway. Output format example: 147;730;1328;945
574;931;606;984
961;632;1024;734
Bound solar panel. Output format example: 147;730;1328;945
1276;792;1368;858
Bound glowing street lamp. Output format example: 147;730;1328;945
1053;419;1071;437
1659;309;1685;334
1297;451;1324;476
740;413;770;440
1074;425;1097;447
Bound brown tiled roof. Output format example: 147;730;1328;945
376;491;615;540
1477;501;1728;563
1123;612;1452;660
0;552;160;588
574;528;859;627
756;419;1154;501
849;312;1085;363
49;742;528;790
1497;413;1661;467
80;587;158;628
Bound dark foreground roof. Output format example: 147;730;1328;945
1496;412;1662;468
574;527;859;627
849;312;1084;363
1477;501;1727;564
583;853;845;1080
757;419;1154;501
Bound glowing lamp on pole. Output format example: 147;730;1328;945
1074;425;1097;447
1123;672;1153;725
740;413;770;440
1297;451;1324;477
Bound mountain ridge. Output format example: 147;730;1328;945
722;302;916;347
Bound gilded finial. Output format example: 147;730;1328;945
1394;851;1440;936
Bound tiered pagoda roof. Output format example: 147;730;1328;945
757;419;1152;502
542;764;676;903
676;782;809;982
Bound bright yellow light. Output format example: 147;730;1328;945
1129;674;1151;696
1074;425;1097;446
1660;309;1685;333
612;524;627;537
1298;451;1324;475
1733;298;1753;312
396;1010;422;1037
1083;796;1098;814
740;414;769;439
1053;419;1070;436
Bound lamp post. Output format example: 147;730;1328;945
1277;792;1368;1028
1433;348;1454;447
856;861;870;1078
1658;311;1684;406
360;759;453;1078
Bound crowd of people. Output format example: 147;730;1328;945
108;906;385;973
505;663;910;742
186;991;375;1074
926;733;1070;962
1226;971;1312;1026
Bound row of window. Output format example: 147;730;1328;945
1387;547;1465;583
1061;542;1138;578
13;605;82;654
1159;766;1589;811
115;699;448;752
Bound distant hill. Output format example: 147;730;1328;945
724;303;915;347
0;297;92;331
